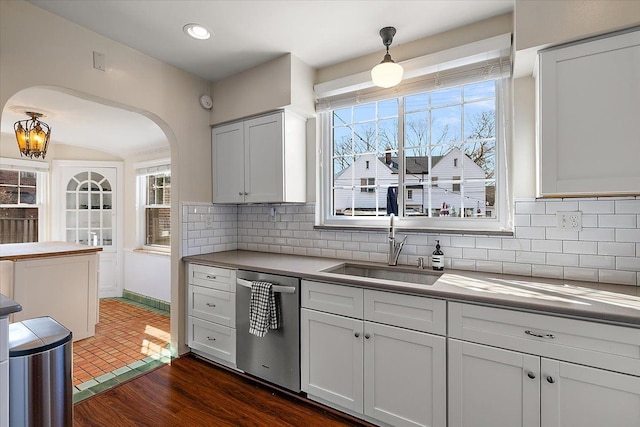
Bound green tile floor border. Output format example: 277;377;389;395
122;289;171;313
73;349;172;404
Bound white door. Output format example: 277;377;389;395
212;122;244;203
541;359;640;427
244;112;283;203
448;339;540;427
53;161;123;298
364;321;446;427
300;308;364;413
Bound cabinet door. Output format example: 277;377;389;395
541;359;640;427
301;308;364;413
364;321;446;427
538;29;640;196
448;339;540;427
244;112;284;203
212;121;245;203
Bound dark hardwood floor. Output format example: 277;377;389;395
74;354;375;427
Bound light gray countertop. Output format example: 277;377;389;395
0;294;22;317
184;250;640;328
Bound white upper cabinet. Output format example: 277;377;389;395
212;110;306;203
537;28;640;196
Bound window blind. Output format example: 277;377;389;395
315;33;512;112
135;160;170;176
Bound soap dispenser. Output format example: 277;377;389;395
432;240;444;271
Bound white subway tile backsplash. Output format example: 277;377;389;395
476;261;503;273
563;241;597;255
599;270;637;286
545;253;579;267
598;242;636;256
615;199;640;214
450;236;476;248
579;200;615;214
476;238;502;249
578;228;615;242
503;262;532;276
531;239;563;253
462;248;488;260
579;254;615;269
488;249;516;262
181;199;638;287
515;201;546;215
530;215;556;227
514;226;546;240
452;259;476;270
545;228;579;241
515;251;546;265
513;214;530;227
615;228;640;243
502;238;531;251
545;201;579;213
616;257;640;272
531;265;564;279
564;267;598;282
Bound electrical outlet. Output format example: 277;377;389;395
204;214;214;229
556;211;582;231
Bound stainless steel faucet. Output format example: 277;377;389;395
388;214;407;266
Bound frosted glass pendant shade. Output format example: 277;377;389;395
371;59;404;88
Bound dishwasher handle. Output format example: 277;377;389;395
236;278;296;294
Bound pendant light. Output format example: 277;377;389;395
371;27;404;88
14;112;51;159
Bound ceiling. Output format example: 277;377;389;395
2;1;513;158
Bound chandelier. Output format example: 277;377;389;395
14;112;51;159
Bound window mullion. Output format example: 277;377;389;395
397;96;405;217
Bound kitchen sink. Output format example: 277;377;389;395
322;263;441;286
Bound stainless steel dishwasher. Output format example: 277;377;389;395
235;270;300;392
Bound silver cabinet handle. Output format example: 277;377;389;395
364;333;371;339
238;192;243;196
527;372;536;379
206;275;217;280
244;192;249;195
207;337;216;341
206;303;216;308
547;376;555;384
525;330;555;339
354;332;360;338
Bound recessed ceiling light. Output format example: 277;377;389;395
183;23;211;40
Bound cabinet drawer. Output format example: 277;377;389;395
188;317;236;364
365;290;446;335
189;285;235;327
188;264;236;292
302;280;363;318
449;302;640;376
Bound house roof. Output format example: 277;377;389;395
380;155;444;175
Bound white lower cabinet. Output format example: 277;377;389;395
186;263;237;366
301;280;447;427
448;302;640;427
541;359;640;427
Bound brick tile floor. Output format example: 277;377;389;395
73;299;170;386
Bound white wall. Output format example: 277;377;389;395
0;0;213;355
123;249;171;302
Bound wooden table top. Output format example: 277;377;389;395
0;241;103;261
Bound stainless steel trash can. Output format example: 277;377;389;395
8;317;73;427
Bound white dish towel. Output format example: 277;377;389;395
249;281;280;337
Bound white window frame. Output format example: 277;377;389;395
315;35;513;233
136;159;171;252
0;157;49;242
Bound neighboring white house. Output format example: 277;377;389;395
334;148;491;217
